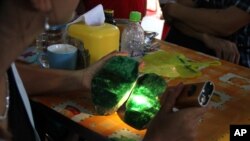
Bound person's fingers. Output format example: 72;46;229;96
234;46;240;64
93;51;128;68
227;51;235;63
215;48;222;59
220;43;236;63
235;51;240;64
161;83;184;112
116;51;129;56
138;61;145;70
224;51;231;62
221;44;231;62
229;44;237;63
223;42;240;64
99;51;128;62
230;55;235;63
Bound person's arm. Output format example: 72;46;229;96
17;51;127;95
176;0;196;7
16;63;84;95
169;20;240;63
162;3;250;37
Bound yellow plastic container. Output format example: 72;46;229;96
68;23;120;64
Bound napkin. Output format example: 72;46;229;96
140;50;221;78
68;4;105;26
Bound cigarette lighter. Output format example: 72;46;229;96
176;81;215;108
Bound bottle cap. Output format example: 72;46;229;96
104;9;114;14
129;11;141;22
104;9;114;17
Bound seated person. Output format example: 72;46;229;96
162;0;250;68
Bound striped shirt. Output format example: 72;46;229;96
195;0;250;67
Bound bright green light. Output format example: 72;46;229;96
124;94;160;129
131;95;151;107
133;95;147;104
126;94;158;113
116;81;137;110
121;73;166;129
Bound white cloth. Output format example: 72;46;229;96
68;4;105;26
11;63;41;141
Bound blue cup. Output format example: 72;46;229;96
47;44;77;70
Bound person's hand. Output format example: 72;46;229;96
80;51;128;91
203;34;240;64
143;84;207;141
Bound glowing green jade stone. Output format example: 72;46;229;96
124;73;167;129
99;55;139;82
91;56;139;115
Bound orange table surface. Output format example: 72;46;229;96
32;40;250;141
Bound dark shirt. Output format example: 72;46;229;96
166;0;250;67
7;68;36;141
195;0;250;67
195;0;250;49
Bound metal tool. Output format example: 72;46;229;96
176;81;215;108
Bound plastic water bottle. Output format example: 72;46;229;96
121;11;144;57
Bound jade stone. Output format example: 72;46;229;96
132;73;167;98
91;56;139;115
91;56;167;129
124;73;166;129
100;56;139;82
